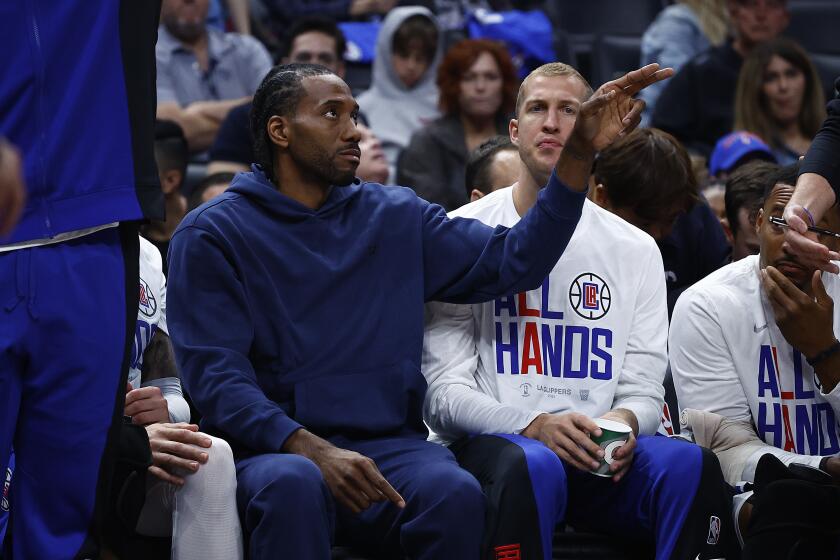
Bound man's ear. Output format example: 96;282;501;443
509;118;519;146
720;217;734;245
336;62;346;80
755;208;765;235
470;189;485;202
267;115;290;150
160;169;182;195
591;183;610;208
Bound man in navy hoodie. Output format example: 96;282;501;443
167;62;671;559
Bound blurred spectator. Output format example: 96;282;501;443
357;123;390;183
260;0;398;38
358;7;442;181
156;0;272;153
709;131;776;181
207;0;251;35
189;172;236;210
590;128;729;313
143;121;189;275
734;37;826;165
398;39;517;210
652;0;790;157
208;16;347;175
725;160;780;260
640;0;729;126
464;135;520;202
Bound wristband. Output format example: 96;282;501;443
803;207;816;227
806;340;840;367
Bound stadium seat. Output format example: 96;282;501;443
344;62;373;96
785;2;840;55
591;35;643;87
553;528;654;559
811;53;840;102
542;0;661;82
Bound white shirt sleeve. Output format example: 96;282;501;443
158;269;168;336
611;247;668;435
669;288;753;422
422;302;543;442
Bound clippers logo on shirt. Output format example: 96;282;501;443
569;272;611;320
138;277;157;317
755;344;840;455
493;277;614;380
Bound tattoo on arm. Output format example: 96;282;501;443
141;330;178;383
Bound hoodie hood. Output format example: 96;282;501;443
357;7;442;176
225;166;362;220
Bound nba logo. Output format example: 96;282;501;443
706;516;721;545
579;389;589;401
583;283;599;310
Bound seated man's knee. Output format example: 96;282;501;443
243;454;328;511
196;435;235;482
490;436;566;500
414;462;485;518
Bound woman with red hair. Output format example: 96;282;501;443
398;39;518;211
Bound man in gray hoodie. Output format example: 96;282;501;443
358;7;442;181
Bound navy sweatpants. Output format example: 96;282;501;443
235;436;485;559
0;226;138;559
453;434;739;560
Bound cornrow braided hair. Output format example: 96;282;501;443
250;63;335;182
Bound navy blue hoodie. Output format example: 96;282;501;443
167;169;585;454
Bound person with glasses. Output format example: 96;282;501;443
670;161;840;489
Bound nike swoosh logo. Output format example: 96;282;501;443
696;556;726;560
754;324;768;333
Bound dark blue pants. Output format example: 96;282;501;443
0;226;138;559
235;436;485;559
454;434;739;560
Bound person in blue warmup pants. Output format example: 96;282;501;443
0;2;163;558
166;61;671;559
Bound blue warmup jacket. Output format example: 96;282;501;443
0;0;162;245
167;169;585;454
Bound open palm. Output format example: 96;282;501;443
577;63;674;151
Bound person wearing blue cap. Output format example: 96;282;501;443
709;131;777;181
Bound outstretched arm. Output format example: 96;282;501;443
782;84;840;272
423;64;673;303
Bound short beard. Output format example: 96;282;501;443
290;143;356;187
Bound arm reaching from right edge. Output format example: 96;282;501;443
782;79;840;273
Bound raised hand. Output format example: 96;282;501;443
761;266;836;358
578;63;674;152
782;174;840;274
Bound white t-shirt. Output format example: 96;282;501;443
670;255;840;460
422;188;668;444
128;237;168;390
